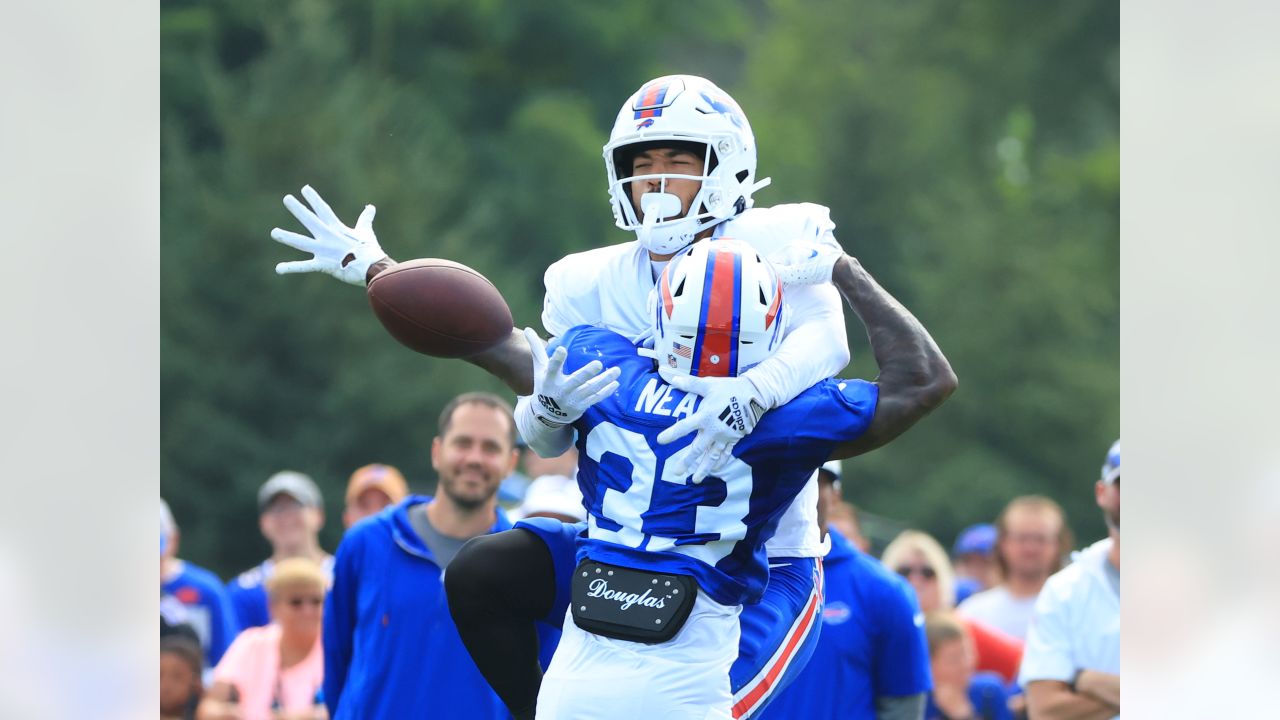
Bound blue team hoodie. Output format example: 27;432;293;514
324;495;513;719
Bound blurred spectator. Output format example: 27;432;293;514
199;558;327;720
957;496;1072;640
500;443;579;509
827;499;870;552
161;635;204;720
758;460;931;720
815;460;871;551
952;523;999;605
1020;440;1120;719
925;611;1012;720
341;463;408;530
323;392;523;719
882;530;1024;685
226;471;334;631
510;473;585;523
162;498;240;669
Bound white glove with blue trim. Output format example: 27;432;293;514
655;368;767;483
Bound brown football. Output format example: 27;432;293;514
367;258;513;358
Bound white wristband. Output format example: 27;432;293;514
515;395;574;458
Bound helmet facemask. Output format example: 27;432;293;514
604;76;771;256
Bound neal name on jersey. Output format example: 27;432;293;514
549;325;878;608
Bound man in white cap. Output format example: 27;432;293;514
1021;439;1121;719
225;470;334;631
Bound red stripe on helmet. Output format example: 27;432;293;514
660;266;674;318
695;249;738;377
764;276;782;329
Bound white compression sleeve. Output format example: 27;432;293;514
746;283;851;409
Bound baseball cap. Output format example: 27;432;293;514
953;523;997;557
1100;439;1120;485
345;463;409;505
511;474;586;522
258;470;324;513
818;460;843;482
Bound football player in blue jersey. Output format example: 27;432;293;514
509;240;952;719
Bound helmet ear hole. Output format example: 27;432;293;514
736;170;749;182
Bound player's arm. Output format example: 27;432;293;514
828;254;957;459
271;187;538;394
366;259;536;394
1025;676;1119;720
747;283;850;408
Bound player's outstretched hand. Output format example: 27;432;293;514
655;369;767;483
525;328;621;428
270;185;388;286
767;241;846;288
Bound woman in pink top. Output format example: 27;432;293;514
198;558;327;720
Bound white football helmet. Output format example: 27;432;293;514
651;239;787;377
605;75;772;255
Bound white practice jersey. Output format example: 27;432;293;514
542;203;850;558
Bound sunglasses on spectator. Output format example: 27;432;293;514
895;565;937;580
286;596;324;608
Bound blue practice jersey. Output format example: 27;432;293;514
551;326;878;606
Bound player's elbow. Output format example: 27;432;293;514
897;355;957;415
926;358;958;408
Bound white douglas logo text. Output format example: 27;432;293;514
586;578;668;610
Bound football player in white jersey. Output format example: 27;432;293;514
269;74;955;718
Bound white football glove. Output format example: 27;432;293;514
766;241;845;287
270;185;388;286
655;368;768;483
524;328;621;428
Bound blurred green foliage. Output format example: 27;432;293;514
162;0;1116;576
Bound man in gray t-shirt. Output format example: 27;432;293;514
322;392;524;719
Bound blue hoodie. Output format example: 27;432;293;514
324;495;513;719
759;527;932;719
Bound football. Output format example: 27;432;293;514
367;258;514;358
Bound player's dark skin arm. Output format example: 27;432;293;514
827;254;958;460
367;258;535;395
